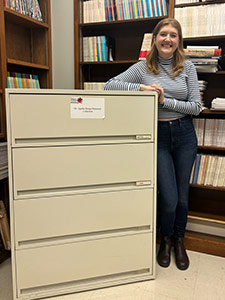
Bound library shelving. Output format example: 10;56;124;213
171;0;225;257
74;0;169;88
74;0;225;256
0;0;52;264
0;0;52;139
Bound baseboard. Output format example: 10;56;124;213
184;230;225;257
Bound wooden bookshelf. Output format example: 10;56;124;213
184;230;225;258
0;0;52;263
74;0;168;88
74;0;225;257
0;0;52;139
172;0;225;257
188;211;225;225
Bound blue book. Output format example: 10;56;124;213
118;0;123;20
152;0;157;17
7;72;11;88
122;0;128;19
97;36;101;61
145;0;151;17
156;0;161;16
33;74;40;88
136;0;141;18
141;0;147;18
101;36;108;62
161;0;167;15
105;0;109;21
16;72;22;88
192;154;201;184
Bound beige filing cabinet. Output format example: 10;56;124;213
6;89;158;300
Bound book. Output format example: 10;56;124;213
187;45;219;49
0;200;11;251
211;98;225;111
139;33;153;60
192;154;201;184
195;65;218;73
217;157;225;187
197;154;206;185
190;58;219;65
212;156;223;187
184;48;222;57
7;72;40;88
175;3;225;38
84;82;105;90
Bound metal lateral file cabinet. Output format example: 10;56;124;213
6;89;158;300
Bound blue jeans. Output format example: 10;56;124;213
157;116;197;238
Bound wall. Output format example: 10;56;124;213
51;0;74;89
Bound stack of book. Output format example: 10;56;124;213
184;46;221;73
193;118;225;148
83;0;168;23
211;98;225;111
190;154;225;187
7;72;40;88
192;118;205;146
84;82;105;90
203;119;225;147
175;3;225;37
0;143;7;181
198;80;207;109
83;36;108;62
4;0;43;22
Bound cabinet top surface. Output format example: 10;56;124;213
5;88;158;97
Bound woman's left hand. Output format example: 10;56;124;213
150;84;165;105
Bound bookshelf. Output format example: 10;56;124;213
0;0;52;264
171;0;225;256
74;0;225;256
74;0;169;88
0;0;52;139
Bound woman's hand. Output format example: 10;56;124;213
140;84;165;105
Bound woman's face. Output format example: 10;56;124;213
154;24;179;59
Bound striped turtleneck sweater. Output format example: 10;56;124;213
104;57;202;119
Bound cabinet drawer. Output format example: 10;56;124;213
14;189;154;248
12;143;154;199
9;92;156;146
16;233;153;295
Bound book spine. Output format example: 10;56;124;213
184;48;222;57
125;0;131;19
192;154;201;184
7;72;11;88
16;72;22;88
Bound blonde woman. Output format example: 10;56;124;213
104;18;201;270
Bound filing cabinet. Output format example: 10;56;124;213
6;89;158;300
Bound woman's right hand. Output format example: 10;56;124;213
140;84;165;105
140;84;158;92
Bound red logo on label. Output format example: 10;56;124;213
77;97;83;103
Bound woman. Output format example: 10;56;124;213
104;18;201;270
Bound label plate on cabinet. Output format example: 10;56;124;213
70;97;105;119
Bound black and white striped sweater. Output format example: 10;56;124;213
104;57;202;119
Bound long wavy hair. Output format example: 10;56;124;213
146;18;185;77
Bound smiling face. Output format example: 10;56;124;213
154;24;179;59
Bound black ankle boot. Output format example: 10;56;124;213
157;236;171;268
174;237;189;270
